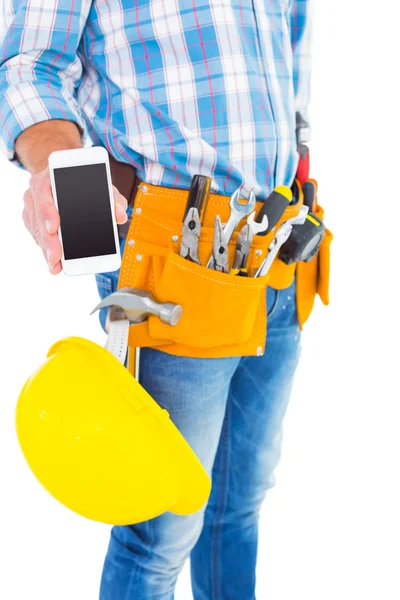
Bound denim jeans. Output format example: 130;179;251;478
95;236;301;600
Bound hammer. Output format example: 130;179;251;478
91;288;183;377
91;287;182;326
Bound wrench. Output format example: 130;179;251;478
224;188;257;243
233;211;268;272
255;206;309;277
206;188;256;268
247;211;268;239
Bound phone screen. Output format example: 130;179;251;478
53;163;117;260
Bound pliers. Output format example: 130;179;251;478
180;207;201;264
210;215;229;273
232;223;252;276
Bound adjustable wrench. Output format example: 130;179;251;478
206;189;256;268
255;206;309;278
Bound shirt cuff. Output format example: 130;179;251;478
0;80;90;169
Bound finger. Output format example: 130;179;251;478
22;208;41;246
41;245;62;275
34;189;60;241
23;189;37;239
22;206;33;235
23;202;43;247
43;234;63;270
112;186;128;225
115;202;128;225
49;261;62;276
112;185;128;210
29;170;62;270
31;169;60;239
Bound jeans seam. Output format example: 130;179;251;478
124;519;154;600
210;400;231;600
267;287;280;320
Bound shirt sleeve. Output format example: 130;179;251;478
290;0;313;143
0;0;92;168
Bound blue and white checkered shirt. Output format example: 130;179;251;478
0;0;312;199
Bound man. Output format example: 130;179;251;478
0;1;312;598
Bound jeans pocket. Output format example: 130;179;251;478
267;287;280;318
267;277;299;328
95;274;114;297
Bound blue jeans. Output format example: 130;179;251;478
95;238;301;600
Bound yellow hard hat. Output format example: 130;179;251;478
16;337;211;524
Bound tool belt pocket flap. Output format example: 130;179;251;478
149;251;268;349
295;203;333;329
318;227;333;306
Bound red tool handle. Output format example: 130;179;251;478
296;145;310;187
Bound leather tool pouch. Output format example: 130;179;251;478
109;158;333;358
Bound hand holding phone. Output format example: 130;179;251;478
23;147;128;275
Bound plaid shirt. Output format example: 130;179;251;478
0;0;312;199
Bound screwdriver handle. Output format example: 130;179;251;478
183;175;211;223
302;181;317;212
255;186;292;236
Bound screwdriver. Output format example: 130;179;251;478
255;186;292;236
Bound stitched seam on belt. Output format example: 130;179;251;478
207;197;231;207
169;258;265;290
120;192;145;287
141;212;180;234
136;183;231;204
149;269;155;294
258;289;267;350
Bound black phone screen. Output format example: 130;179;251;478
53;163;117;260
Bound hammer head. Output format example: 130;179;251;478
91;288;183;326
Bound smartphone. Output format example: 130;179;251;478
48;146;121;276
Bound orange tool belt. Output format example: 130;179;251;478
109;154;333;359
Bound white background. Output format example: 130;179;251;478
1;1;399;598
